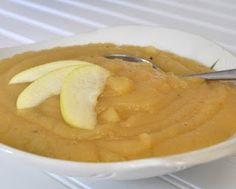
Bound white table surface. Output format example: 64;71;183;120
0;0;236;188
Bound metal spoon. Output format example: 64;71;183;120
105;54;236;80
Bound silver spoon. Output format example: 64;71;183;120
105;54;236;80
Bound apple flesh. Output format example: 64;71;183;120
60;66;111;130
16;65;89;109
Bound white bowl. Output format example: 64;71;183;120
1;25;236;180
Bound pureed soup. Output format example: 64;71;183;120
1;43;236;162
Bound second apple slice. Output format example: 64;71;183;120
60;66;111;130
17;64;91;109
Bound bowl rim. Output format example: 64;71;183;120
1;25;236;173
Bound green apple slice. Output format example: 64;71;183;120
16;65;90;109
60;66;111;130
9;60;91;84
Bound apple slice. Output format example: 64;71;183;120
60;66;111;130
17;64;90;109
9;60;91;84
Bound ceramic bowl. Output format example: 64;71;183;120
1;25;236;180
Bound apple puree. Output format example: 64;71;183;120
1;43;236;162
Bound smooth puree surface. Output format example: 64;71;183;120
1;43;236;162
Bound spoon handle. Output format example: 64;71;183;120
185;69;236;80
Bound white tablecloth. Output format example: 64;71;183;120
0;0;236;188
